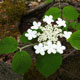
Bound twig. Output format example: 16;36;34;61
58;0;61;8
18;43;37;51
63;49;76;60
60;68;80;79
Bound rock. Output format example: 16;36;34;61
0;61;23;80
59;51;80;80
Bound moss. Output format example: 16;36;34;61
0;0;26;24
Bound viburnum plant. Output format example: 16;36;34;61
25;16;72;55
0;0;80;78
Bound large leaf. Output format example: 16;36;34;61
36;53;62;78
0;37;18;54
44;7;61;20
68;30;80;50
12;51;32;74
76;23;80;30
70;22;77;29
63;6;79;20
70;22;80;30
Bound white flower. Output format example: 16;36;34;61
24;16;70;55
54;25;58;28
34;43;45;55
56;41;66;54
63;31;72;39
25;29;37;40
43;15;54;24
44;41;57;54
56;18;66;27
31;21;41;29
38;24;63;43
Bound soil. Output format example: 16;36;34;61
0;0;80;80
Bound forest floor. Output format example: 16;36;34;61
0;0;80;80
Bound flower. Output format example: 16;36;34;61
44;41;57;54
34;43;45;55
56;41;66;54
63;31;72;39
56;18;66;27
38;24;63;43
43;15;54;24
24;15;71;55
31;21;41;29
25;29;37;40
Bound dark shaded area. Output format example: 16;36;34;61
0;61;23;80
18;0;80;34
59;52;80;80
19;2;54;34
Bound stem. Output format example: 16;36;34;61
18;43;37;52
60;68;80;79
58;0;63;18
59;0;61;8
63;49;76;60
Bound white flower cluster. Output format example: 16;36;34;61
25;15;72;55
34;41;66;55
25;29;37;40
37;24;63;43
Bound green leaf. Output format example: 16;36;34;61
70;22;77;29
63;6;79;20
20;32;32;43
36;29;43;33
36;53;62;78
12;51;32;74
46;0;53;4
44;7;61;20
75;23;80;30
70;22;80;30
68;30;80;50
0;37;18;54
